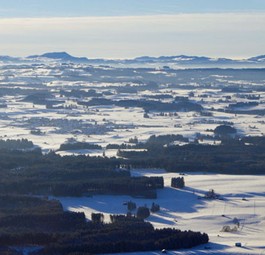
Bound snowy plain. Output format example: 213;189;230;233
1;62;265;153
57;169;265;255
1;62;265;254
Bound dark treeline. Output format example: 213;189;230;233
0;149;162;198
171;177;185;189
119;136;265;174
0;139;34;150
57;142;102;151
228;101;259;109
37;228;208;255
107;134;188;150
22;92;61;106
0;196;208;254
78;98;203;112
146;134;189;145
0;136;265;201
60;89;102;98
0;195;62;215
33;215;208;255
0;211;86;234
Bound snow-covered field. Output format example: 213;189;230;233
58;170;265;255
1;96;265;152
1;62;265;254
1;63;265;152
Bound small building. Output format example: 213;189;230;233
205;189;219;199
221;225;238;232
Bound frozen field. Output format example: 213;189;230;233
0;63;265;153
59;170;265;255
1;62;265;254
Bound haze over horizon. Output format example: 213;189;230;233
0;0;265;59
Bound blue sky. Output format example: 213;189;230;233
1;0;265;17
0;1;265;58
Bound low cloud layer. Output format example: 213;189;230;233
0;13;265;58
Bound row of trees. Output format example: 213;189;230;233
35;215;208;255
78;97;203;112
94;202;159;222
0;194;209;254
0;147;164;198
119;136;265;174
0;139;34;150
58;142;102;151
171;177;185;188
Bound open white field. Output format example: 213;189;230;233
1;62;265;254
1;63;265;154
58;170;265;254
1;97;265;153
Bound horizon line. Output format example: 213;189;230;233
1;51;264;61
1;11;265;20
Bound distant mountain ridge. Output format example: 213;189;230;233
130;55;237;64
27;52;89;63
1;52;265;67
248;55;265;62
0;55;20;62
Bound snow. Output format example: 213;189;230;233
1;61;265;254
0;100;253;150
1;66;265;150
58;170;265;254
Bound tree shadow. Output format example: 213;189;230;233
57;185;219;221
148;214;177;226
169;242;231;254
156;186;207;214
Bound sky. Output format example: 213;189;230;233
0;0;265;59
